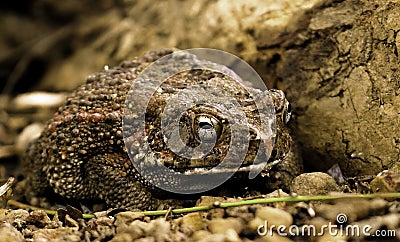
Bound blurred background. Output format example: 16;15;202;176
1;0;399;181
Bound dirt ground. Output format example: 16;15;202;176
0;0;399;241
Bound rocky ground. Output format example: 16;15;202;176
0;174;399;241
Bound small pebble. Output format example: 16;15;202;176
117;219;147;239
114;211;145;232
26;210;51;228
12;92;66;110
3;209;29;229
151;218;172;241
194;233;228;242
65;214;79;229
255;206;293;229
110;232;133;242
316;232;347;242
87;216;115;241
15;122;44;152
180;212;206;231
192;230;212;241
315;198;387;222
256;232;294;242
0;223;24;242
290;172;340;195
32;228;82;242
370;170;400;193
306;217;330;232
208;217;243;234
225;228;241;242
196;196;227;206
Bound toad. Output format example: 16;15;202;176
26;49;302;210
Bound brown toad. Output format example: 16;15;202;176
26;49;302;210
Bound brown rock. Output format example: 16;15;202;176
180;212;207;231
290;172;340;195
370;170;400;193
0;223;24;242
208;217;244;235
255;206;293;229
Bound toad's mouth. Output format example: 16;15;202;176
180;159;280;176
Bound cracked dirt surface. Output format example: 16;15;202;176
274;0;400;175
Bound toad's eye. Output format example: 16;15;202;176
194;115;222;143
